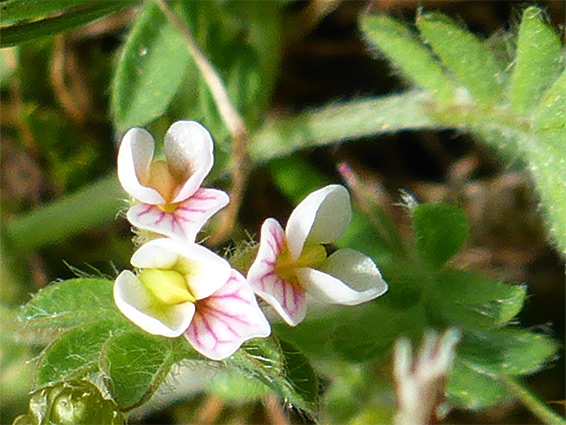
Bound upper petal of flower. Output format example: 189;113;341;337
114;270;195;337
184;270;271;360
295;248;388;305
247;218;307;326
127;188;229;243
285;185;351;261
130;238;232;300
117;127;165;204
164;121;214;203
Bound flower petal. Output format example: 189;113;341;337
114;270;195;337
117;127;165;204
286;185;351;261
130;238;232;300
247;218;307;326
296;249;388;305
164;121;214;203
127;188;229;243
184;270;271;360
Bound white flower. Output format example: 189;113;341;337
117;121;229;243
114;238;271;360
247;184;388;326
393;329;461;425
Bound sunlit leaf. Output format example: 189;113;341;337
19;278;125;329
360;14;457;105
508;7;562;114
250;91;439;163
417;12;502;105
111;1;190;132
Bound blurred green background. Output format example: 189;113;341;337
1;1;564;424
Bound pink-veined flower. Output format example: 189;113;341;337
247;184;388;326
114;238;271;360
117;120;229;243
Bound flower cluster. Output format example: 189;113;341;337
114;121;389;360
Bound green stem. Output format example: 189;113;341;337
249;91;440;163
502;375;565;425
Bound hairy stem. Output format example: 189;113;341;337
502;375;565;425
156;0;250;245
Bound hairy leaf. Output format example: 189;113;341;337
250;91;439;163
417;12;502;105
19;278;125;329
35;320;117;388
228;337;318;416
509;7;562;114
100;331;177;411
360;14;457;105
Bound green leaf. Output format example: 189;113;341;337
508;7;562;114
529;71;566;254
279;339;319;409
447;358;509;409
19;278;124;329
360;14;457;105
250;91;440;163
169;0;283;148
0;0;90;23
429;270;526;329
459;328;558;376
534;70;566;133
6;174;124;252
228;337;318;416
35;320;116;388
412;203;470;269
332;303;426;362
100;331;176;411
0;2;135;48
448;327;558;409
110;1;190;132
416;12;502;105
205;370;270;403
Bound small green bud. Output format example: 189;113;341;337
15;380;125;425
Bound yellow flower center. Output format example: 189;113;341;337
275;243;327;281
139;269;196;305
144;160;179;205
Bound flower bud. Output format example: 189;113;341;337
14;380;124;425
